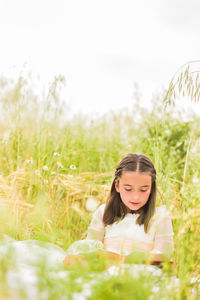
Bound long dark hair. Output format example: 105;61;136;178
103;153;156;233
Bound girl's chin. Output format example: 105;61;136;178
130;208;141;212
127;205;142;214
129;202;141;209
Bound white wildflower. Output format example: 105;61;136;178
190;277;199;284
57;162;64;168
51;172;56;175
53;152;60;157
165;129;171;135
25;159;33;164
44;180;48;184
191;145;197;153
67;174;73;178
152;286;160;293
85;197;99;212
35;170;40;175
192;176;199;184
42;166;49;171
70;165;76;170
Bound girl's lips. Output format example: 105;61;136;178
130;202;139;205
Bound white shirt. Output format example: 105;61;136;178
67;204;174;257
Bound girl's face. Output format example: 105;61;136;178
115;171;152;212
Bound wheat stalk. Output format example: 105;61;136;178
164;60;200;107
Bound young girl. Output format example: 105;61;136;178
63;153;174;266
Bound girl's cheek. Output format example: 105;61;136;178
123;191;132;200
142;192;151;200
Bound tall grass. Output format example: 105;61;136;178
0;73;200;299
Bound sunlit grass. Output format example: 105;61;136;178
0;74;200;299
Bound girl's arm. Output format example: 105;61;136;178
150;207;174;262
86;204;105;242
63;205;105;266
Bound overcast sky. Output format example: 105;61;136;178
0;0;200;115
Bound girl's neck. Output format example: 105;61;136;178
126;207;142;215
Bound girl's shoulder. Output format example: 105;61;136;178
150;205;174;235
92;203;106;219
98;203;106;211
95;203;106;213
152;205;172;224
155;205;171;217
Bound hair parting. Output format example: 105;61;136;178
103;153;156;233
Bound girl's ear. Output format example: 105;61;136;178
115;179;119;193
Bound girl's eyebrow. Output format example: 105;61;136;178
123;184;150;187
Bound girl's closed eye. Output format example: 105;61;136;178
124;189;149;192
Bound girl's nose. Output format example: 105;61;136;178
132;192;140;201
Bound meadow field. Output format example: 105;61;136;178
0;75;200;299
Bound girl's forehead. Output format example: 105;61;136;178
120;171;152;184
